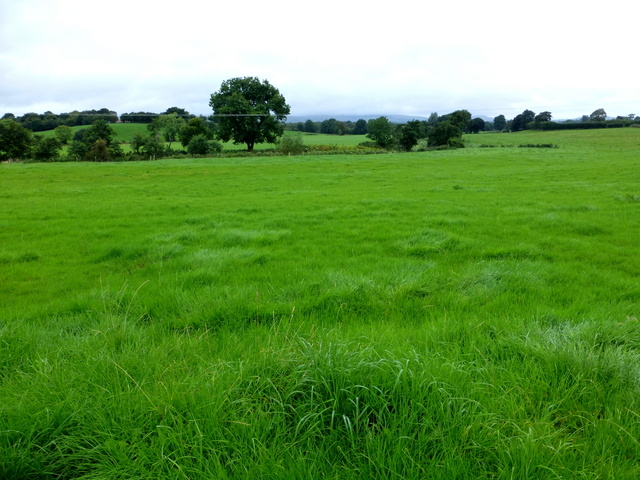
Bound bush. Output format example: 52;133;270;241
427;121;464;148
277;135;305;155
518;144;558;148
142;136;166;160
207;140;223;154
32;136;61;162
187;135;223;155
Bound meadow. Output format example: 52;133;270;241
1;128;640;478
40;123;369;152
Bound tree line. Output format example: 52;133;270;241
1;107;197;132
0;113;223;162
3;75;640;161
2;109;118;132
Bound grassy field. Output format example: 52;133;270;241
2;128;640;478
40;123;367;151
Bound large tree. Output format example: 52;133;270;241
521;109;536;125
534;111;552;123
397;120;425;151
427;121;463;147
493;114;506;131
0;119;32;161
209;77;290;151
448;110;472;131
367;116;396;149
68;119;122;161
180;117;213;148
353;119;368;135
148;113;186;148
590;108;607;121
467;118;486;133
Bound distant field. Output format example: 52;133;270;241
464;127;640;149
39;123;368;150
2;128;640;478
40;122;640;152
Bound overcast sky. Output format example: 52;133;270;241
1;0;638;120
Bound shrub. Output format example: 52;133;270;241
187;135;223;155
32;136;61;162
277;135;305;155
518;144;558;148
207;140;223;154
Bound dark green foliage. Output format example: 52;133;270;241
590;108;607;121
163;107;193;121
141;136;166;160
67;140;89;161
186;135;223;155
209;77;290;151
448;110;472;130
53;125;73;144
367;116;396;149
186;135;210;155
517;143;558;148
511;114;525;132
353;119;368;135
320;118;339;134
521;109;536;125
120;112;157;123
9;108;117;131
32;136;61;162
530;120;630;130
511;110;536;132
534;111;552;122
148;114;186;148
180;117;213;148
427;121;463;147
277;135;305;155
130;133;146;154
86;139;112;162
467;118;486;133
0;119;32;161
303;119;317;133
494;114;506;131
73;128;86;142
397;120;425;151
66;120;122;161
83;120;117;147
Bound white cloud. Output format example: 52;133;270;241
2;0;639;119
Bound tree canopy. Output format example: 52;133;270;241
427;121;463;147
148;114;186;148
68;119;122;161
397;120;425;151
467;118;486;134
590;108;607;121
0;119;32;161
366;117;396;149
180;117;213;148
209;77;290;151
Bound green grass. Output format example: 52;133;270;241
2;128;640;478
40;123;367;151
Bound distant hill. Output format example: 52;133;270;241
286;113;494;123
286;114;429;124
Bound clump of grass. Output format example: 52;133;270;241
518;143;559;148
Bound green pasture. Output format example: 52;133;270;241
40;123;367;151
1;128;640;478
